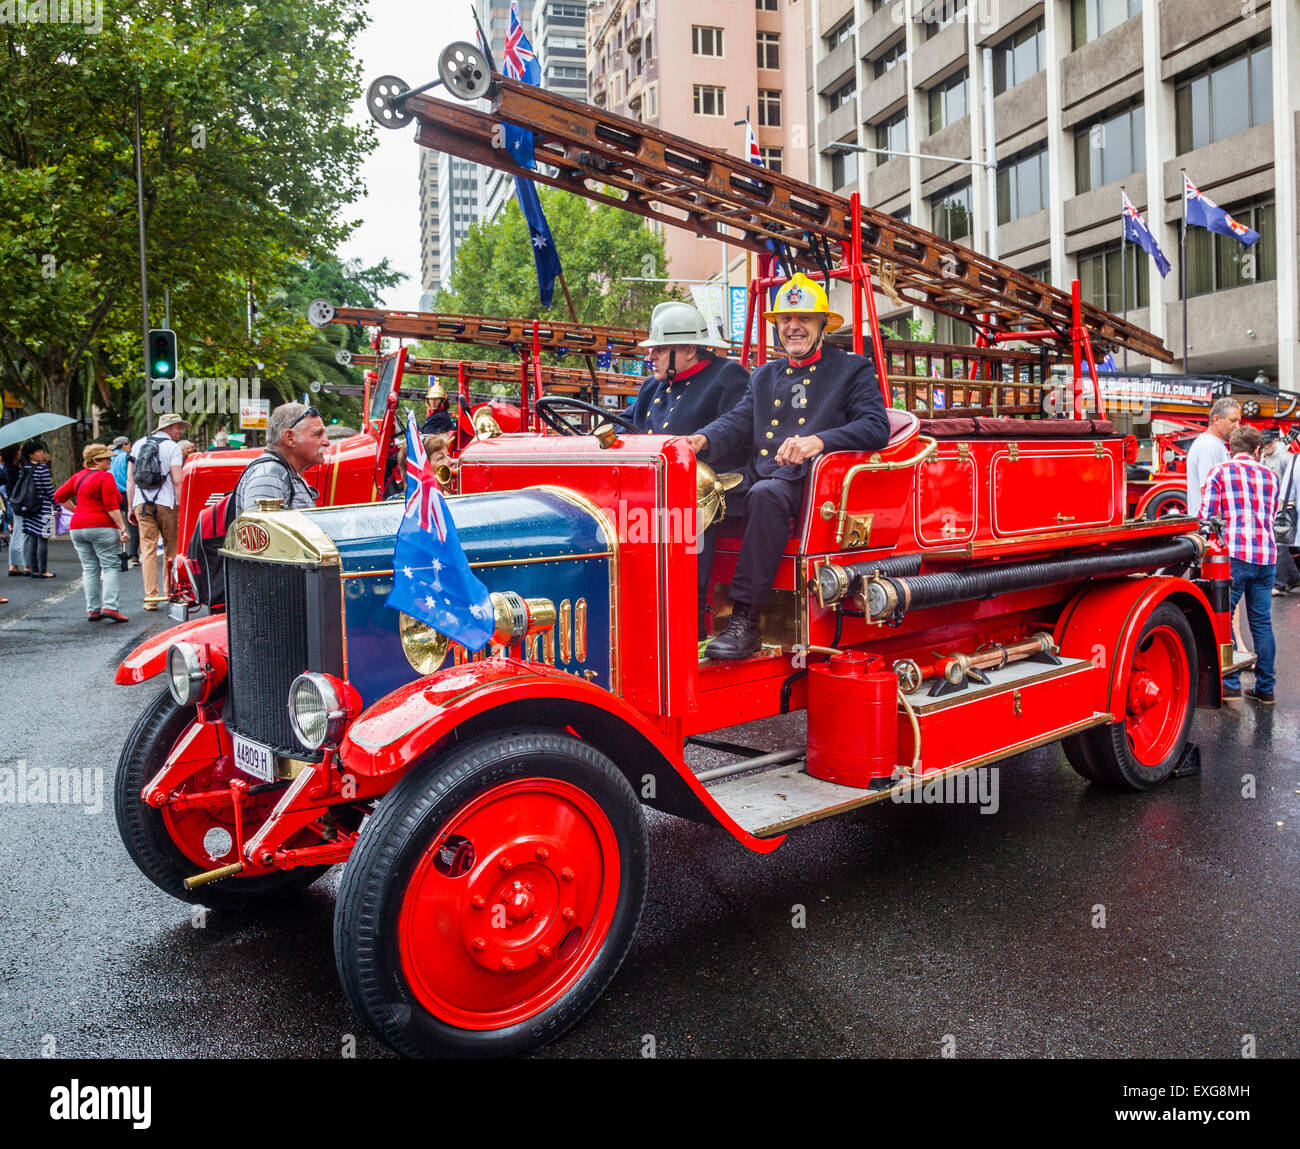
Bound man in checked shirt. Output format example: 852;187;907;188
1202;425;1279;704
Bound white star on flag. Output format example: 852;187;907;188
469;602;490;619
423;595;437;612
401;566;413;579
532;233;548;248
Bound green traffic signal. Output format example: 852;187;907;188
148;328;178;381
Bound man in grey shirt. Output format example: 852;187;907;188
1185;397;1240;518
232;403;328;516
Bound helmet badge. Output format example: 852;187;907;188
785;285;804;307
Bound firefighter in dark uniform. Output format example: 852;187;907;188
623;301;748;434
625;301;750;639
688;274;891;659
421;381;454;436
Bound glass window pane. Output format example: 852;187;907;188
1100;0;1126;34
949;76;967;123
1215;231;1243;290
1184;226;1213;297
1021;152;1041;215
1079;255;1101;307
1251;45;1273;128
1256;202;1276;282
1075;132;1091;195
993;50;1007;95
1103;110;1130;185
929;89;942;134
1175;85;1192;154
1211;55;1249;142
997;168;1011;225
1132;105;1145;170
1191;75;1210;150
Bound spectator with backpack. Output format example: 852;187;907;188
127;412;188;610
185;403;327;609
56;443;130;621
16;439;56;578
108;435;139;565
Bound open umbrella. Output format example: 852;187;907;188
0;412;77;452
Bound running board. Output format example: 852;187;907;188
706;713;1113;838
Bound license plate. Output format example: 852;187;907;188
232;734;276;783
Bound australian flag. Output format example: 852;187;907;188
386;412;494;652
518;178;562;308
501;1;541;170
1184;174;1259;247
1122;190;1171;278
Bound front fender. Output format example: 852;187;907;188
339;658;784;854
1054;576;1221;713
115;615;228;685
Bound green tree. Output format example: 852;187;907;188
425;187;680;364
0;2;374;476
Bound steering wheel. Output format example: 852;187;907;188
534;395;640;437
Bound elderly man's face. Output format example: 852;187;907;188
778;314;826;359
1211;405;1241;441
646;344;698;382
283;415;328;473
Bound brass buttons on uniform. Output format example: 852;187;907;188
774;399;781;406
771;419;779;426
765;432;774;439
798;417;806;425
760;448;769;456
785;367;793;374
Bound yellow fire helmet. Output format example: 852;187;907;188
762;272;844;332
426;380;448;404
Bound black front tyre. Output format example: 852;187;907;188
334;727;648;1058
115;687;327;908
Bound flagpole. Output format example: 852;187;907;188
1120;187;1128;373
1180;168;1189;374
555;270;601;395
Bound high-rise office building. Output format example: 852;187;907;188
533;0;590;103
438;151;483;293
806;1;1297;395
588;0;810;287
418;149;441;304
475;0;537;223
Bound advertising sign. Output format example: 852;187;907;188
239;398;270;430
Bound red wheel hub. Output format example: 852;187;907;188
398;777;620;1030
1124;625;1189;768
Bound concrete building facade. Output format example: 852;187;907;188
588;0;810;288
804;0;1298;395
532;0;590;103
474;1;537;224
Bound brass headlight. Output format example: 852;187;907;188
400;611;451;674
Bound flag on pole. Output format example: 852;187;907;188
1099;352;1118;373
1183;174;1259;247
516;179;562;308
745;121;763;166
386;412;494;651
1121;191;1171;277
501;1;541;170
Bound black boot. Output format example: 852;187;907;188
704;601;761;660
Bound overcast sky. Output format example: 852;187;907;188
339;1;479;309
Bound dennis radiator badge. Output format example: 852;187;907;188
236;522;270;553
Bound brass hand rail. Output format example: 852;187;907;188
830;436;938;547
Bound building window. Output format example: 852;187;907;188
1184;200;1276;298
757;88;782;128
934;313;974;345
828;80;855;111
1022;263;1051;286
1079;241;1149;312
693;84;725;117
612;73;623;103
892;206;912;224
825;21;852;50
1074;103;1145;194
923;1;967;40
931;182;972;242
645;32;652;59
830;146;858;190
875;111;908;165
874;38;907;78
1175;39;1272;154
757;31;780;70
928;69;968;135
992;17;1044;95
646;84;657;119
997;145;1049;224
756;0;778;9
692;26;723;57
1071;0;1142;50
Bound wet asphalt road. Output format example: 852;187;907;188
1;538;1296;1060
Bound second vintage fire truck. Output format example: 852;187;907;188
113;48;1246;1058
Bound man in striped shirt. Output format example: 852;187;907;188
1202;425;1279;704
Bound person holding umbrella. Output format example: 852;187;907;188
19;439;56;578
0;412;76;576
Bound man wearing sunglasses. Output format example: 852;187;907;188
231;402;328;517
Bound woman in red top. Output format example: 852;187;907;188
56;443;130;621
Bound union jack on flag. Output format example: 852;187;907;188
503;1;540;84
745;121;763;166
402;411;448;540
1184;173;1259;247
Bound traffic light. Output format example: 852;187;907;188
148;328;178;381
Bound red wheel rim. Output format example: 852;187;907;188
1124;625;1189;768
398;777;621;1030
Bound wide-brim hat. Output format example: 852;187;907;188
762;272;844;332
83;443;113;464
157;413;190;431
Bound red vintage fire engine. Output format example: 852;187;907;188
113;50;1247;1058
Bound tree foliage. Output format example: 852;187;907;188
0;1;376;473
424;187;681;364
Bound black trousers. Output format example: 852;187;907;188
708;470;803;608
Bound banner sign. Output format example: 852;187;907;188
239;398;270;430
